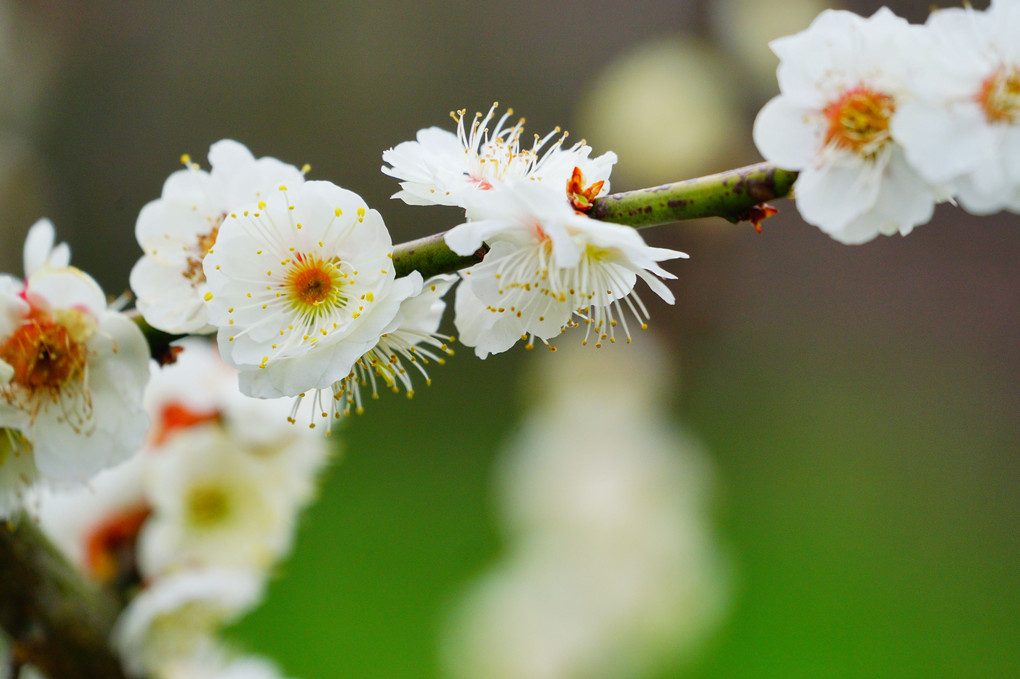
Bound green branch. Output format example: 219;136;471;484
0;516;128;679
588;162;797;227
392;233;488;279
391;162;797;278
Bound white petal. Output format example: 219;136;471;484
1002;127;1020;186
23;218;70;276
0;276;29;337
25;267;107;318
453;280;522;359
130;255;214;334
753;96;821;170
206;139;256;173
112;568;265;677
393;273;456;335
33;311;150;481
892;102;991;184
794;154;882;236
874;151;937;231
445;218;506;256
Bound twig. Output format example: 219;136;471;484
0;517;128;679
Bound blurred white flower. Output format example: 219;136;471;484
448;181;684;358
382;103;616;209
442;340;729;679
30;453;146;582
892;0;1020;214
130;140;307;334
146;337;331;504
203;181;421;412
157;643;292;679
113;568;265;678
138;423;298;576
31;334;332;586
0;220;150;516
753;8;941;244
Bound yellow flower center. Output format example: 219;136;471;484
183;222;222;285
185;484;232;529
823;87;895;158
283;252;347;320
977;66;1020;124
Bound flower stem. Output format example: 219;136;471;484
392;234;488;280
588;162;798;227
391;161;798;278
0;516;128;679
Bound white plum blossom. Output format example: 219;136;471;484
383;104;681;359
31;335;332;585
892;0;1020;214
0;220;150;516
30;453;147;581
137;422;299;577
448;181;685;358
144;337;331;505
753;8;941;244
130;140;307;334
112;568;265;678
203;180;422;415
382;103;617;209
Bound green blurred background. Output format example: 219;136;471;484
1;0;1016;677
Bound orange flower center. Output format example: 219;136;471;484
823;87;895;157
84;505;151;584
292;267;332;305
977;66;1020;124
0;311;90;397
284;252;347;318
150;402;221;447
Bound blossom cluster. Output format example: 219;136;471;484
127;111;687;425
754;1;1020;244
383;104;686;358
33;337;330;678
130;140;456;429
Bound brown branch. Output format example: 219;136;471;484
0;516;128;679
